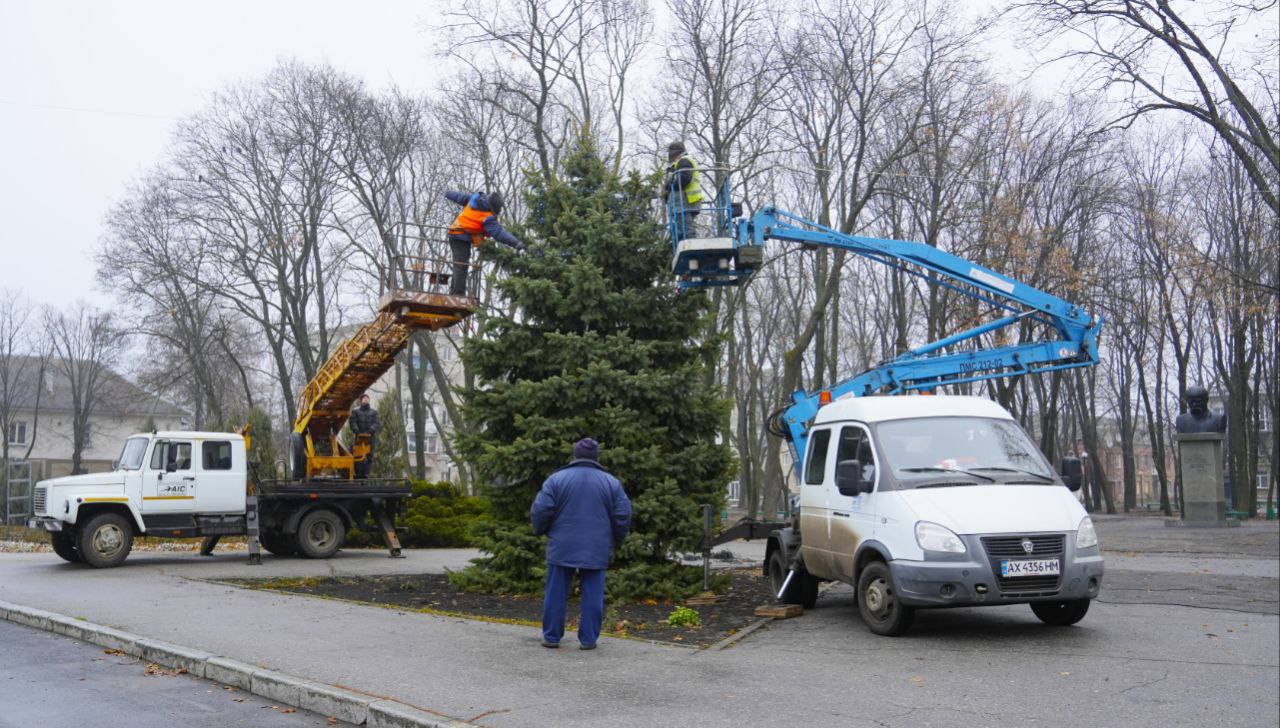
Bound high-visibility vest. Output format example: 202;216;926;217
670;155;704;204
449;194;492;246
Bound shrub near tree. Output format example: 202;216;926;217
450;138;734;602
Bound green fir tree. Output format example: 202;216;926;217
450;137;733;601
369;389;407;479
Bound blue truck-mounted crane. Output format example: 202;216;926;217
667;176;1103;474
671;180;1106;626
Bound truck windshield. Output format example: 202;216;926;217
876;417;1055;485
116;437;149;471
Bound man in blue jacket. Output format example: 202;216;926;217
444;190;526;297
531;438;632;650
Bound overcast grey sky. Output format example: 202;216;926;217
0;0;448;311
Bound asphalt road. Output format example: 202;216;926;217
0;620;352;728
0;517;1276;728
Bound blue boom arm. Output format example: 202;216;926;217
738;207;1103;467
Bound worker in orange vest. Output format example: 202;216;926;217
444;190;526;296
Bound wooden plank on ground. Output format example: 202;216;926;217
754;604;803;619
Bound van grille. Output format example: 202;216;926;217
981;534;1065;597
33;486;47;515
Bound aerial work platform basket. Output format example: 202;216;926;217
668;167;762;291
291;226;478;480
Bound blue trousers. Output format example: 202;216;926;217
542;564;605;646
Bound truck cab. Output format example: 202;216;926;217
768;395;1104;635
28;432;250;567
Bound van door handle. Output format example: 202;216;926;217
832;511;850;518
182;477;195;482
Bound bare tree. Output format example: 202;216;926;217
44;304;125;474
1014;0;1280;217
0;291;50;465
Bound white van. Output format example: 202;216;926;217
766;395;1103;635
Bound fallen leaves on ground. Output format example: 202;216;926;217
103;648;124;656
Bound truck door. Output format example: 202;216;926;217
196;439;245;514
142;439;197;514
829;424;878;580
799;427;834;579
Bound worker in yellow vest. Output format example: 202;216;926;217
444;190;527;297
666;141;704;241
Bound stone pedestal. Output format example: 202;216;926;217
1173;432;1236;528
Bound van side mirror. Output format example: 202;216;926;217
836;459;874;496
166;461;178;473
1059;456;1083;492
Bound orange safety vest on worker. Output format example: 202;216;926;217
449;199;491;246
445;191;524;250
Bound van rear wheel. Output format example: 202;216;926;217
1031;599;1090;626
857;561;914;636
768;549;818;609
76;512;133;568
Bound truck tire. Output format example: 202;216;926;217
50;530;81;564
856;561;914;636
768;549;819;609
290;432;308;480
295;509;344;559
76;512;134;569
1031;599;1090;626
259;530;297;557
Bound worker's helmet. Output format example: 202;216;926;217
487;191;504;215
667;141;685;159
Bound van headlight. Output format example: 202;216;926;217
1075;516;1098;549
915;521;966;553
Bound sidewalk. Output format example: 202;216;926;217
2;518;1277;728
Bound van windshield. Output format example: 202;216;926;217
116;437;149;471
875;417;1055;485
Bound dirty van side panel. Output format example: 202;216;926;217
799;427;834;579
829;424;877;581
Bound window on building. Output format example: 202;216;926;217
202;441;233;470
726;480;741;507
426;434;439;454
406;432;417;454
7;421;27;445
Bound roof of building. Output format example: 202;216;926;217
2;355;188;419
813;394;1014;425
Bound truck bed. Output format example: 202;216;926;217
256;478;412;500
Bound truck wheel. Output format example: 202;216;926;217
768;549;819;609
857;561;914;636
76;512;134;568
295;509;344;559
259;531;297;557
1031;599;1090;626
50;530;82;563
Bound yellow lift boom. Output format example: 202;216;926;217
290;243;478;479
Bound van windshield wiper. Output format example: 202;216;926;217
968;466;1054;483
898;467;996;483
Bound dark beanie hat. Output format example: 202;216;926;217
573;438;600;461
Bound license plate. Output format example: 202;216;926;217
1001;558;1060;577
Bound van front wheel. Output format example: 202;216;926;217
1031;599;1090;626
857;561;914;636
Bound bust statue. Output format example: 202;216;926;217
1175;385;1227;434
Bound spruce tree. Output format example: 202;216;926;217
450;138;733;601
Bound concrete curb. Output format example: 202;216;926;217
0;599;479;728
